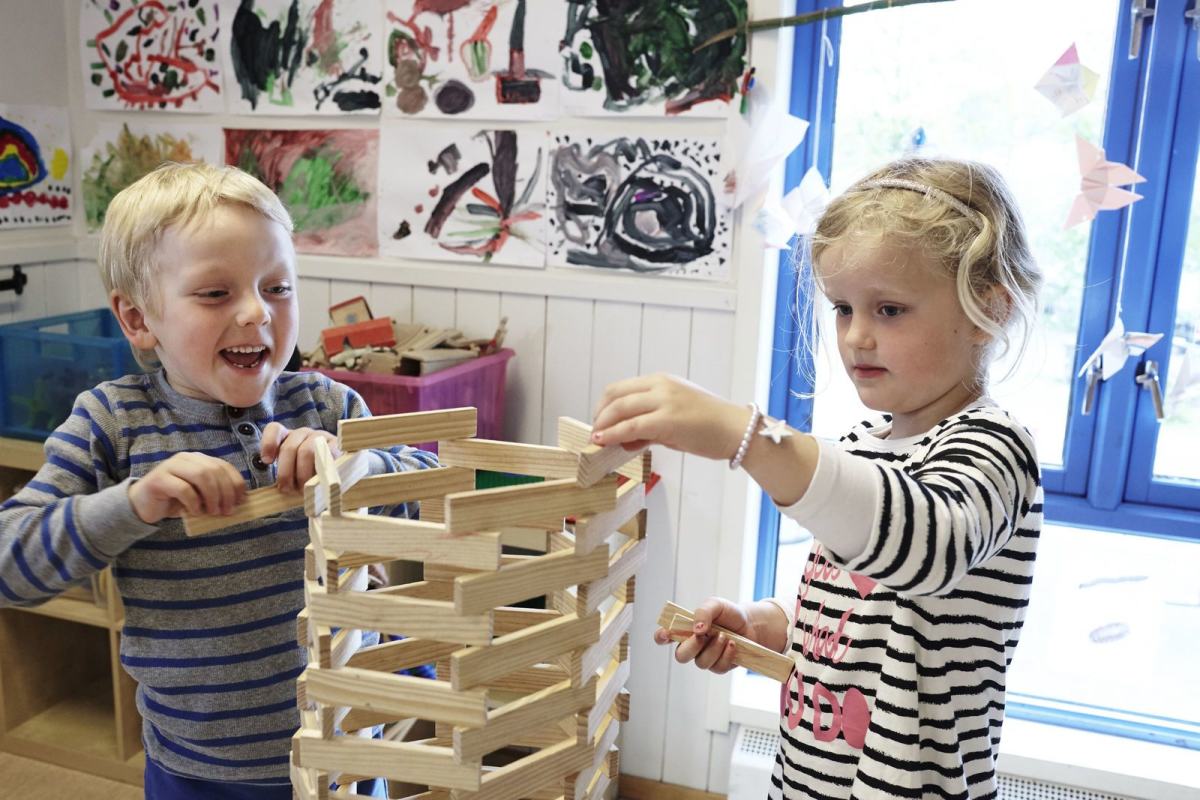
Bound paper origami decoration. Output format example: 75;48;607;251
1065;135;1146;229
721;99;809;210
782;166;831;237
1035;44;1099;117
1077;316;1163;382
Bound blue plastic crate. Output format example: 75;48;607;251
0;308;141;441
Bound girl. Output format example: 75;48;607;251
591;158;1044;799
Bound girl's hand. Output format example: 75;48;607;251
591;373;750;460
653;596;754;674
260;423;341;493
129;452;247;524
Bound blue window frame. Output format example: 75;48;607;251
756;0;1200;743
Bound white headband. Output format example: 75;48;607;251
857;178;982;227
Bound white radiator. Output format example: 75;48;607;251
726;725;1139;800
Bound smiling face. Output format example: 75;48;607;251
115;203;298;408
817;242;989;439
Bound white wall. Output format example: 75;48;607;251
0;1;798;790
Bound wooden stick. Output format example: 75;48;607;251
451;613;600;691
449;737;592;800
183;483;303;536
573;480;645;555
305;436;343;517
454;547;610;615
438;438;579;479
444;477;618;535
338;408;477;452
341;466;476;510
657;601;794;683
295;730;480;791
307;581;493;646
304;665;487;727
587;658;631;741
556;417;648;486
578;538;646;616
453;678;596;763
320;513;501;571
346;636;459;674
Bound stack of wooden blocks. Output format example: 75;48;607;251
289;407;650;800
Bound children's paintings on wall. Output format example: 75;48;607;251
379;125;546;267
382;0;558;120
226;0;384;115
81;0;224;112
225;128;379;256
0;105;73;229
560;0;747;117
547;134;732;279
82;123;221;232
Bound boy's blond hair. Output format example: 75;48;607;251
98;161;293;316
807;157;1042;387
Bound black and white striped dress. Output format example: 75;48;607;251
770;401;1042;800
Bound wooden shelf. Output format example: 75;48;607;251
0;437;44;472
17;595;118;630
1;679;143;785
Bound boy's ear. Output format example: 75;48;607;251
110;291;159;351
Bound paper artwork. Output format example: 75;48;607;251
0;105;73;229
81;0;224;112
559;0;747;117
1065;135;1146;229
81;122;222;232
720;101;809;210
1077;316;1163;382
382;0;559;119
547;134;732;279
1035;43;1099;117
226;128;379;256
226;0;384;115
379;126;547;267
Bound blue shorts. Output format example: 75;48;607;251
144;758;386;798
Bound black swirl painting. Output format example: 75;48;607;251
548;135;731;279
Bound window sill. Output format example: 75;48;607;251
729;671;1200;799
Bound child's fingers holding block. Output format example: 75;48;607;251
658;601;795;683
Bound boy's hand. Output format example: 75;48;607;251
653;596;754;674
591;373;749;460
129;453;247;524
260;423;341;493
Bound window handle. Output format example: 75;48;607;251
1082;360;1102;416
1130;0;1155;59
1135;359;1165;421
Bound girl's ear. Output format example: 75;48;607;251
110;291;159;351
972;285;1012;344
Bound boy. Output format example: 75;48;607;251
0;162;435;796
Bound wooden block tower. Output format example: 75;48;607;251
289;407;649;800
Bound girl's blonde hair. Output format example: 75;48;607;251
805;157;1042;388
98;161;293;316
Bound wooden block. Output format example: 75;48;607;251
579;539;646;616
618;509;647;540
493;606;561;635
454;547;610;615
479;663;570;694
373;579;455;602
341;706;406;733
321;513;501;571
557;418;650;483
437;439;580;480
308;581;492;645
347;636;460;673
304;665;487;727
587;659;631;741
658;601;794;683
341;467;476;510
614;690;630;722
572;481;645;555
451;613;600;691
330;626;361;669
329;295;373;327
576;601;633;681
449;737;592;800
339;408;477;452
183;483;303;536
420;496;446;523
291;760;330;800
453;678;597;762
297;607;311;648
444;477;618;535
303;436;343;517
296;730;480;791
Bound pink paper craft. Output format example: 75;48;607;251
1065;135;1146;229
1035;43;1099;117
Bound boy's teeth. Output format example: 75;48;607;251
226;346;266;353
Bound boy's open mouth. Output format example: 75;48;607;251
221;345;269;369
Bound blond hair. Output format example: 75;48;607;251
806;157;1042;388
98;161;293;315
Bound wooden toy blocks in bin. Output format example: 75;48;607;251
285;407;651;800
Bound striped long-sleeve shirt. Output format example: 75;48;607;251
0;369;438;784
770;400;1042;800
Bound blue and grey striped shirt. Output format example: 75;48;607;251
0;369;437;783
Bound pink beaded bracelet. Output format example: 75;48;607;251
728;403;762;470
